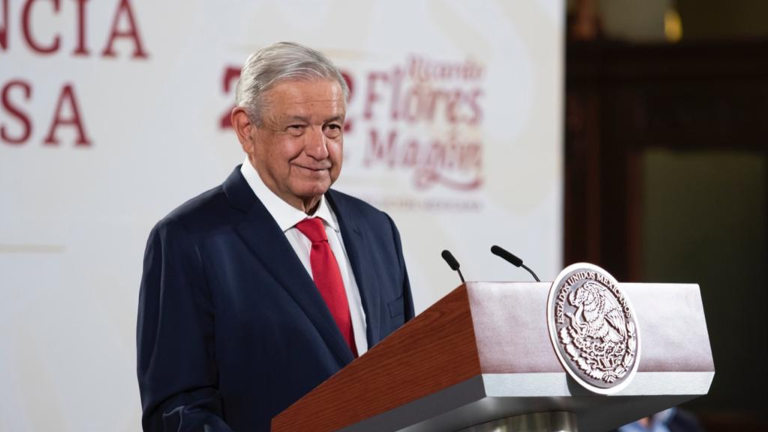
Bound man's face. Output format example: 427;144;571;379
245;79;345;212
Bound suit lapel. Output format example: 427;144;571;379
327;190;382;346
223;168;355;366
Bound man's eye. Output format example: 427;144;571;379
287;125;305;135
324;124;342;137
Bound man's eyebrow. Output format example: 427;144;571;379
281;114;345;123
284;115;310;123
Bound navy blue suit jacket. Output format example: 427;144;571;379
137;167;414;432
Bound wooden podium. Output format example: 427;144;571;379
272;282;714;432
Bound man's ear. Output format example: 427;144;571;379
231;107;255;153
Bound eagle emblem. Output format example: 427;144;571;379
547;263;640;394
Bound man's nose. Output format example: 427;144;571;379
304;127;330;159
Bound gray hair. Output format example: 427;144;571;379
235;41;349;125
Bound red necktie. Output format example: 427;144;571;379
295;218;358;357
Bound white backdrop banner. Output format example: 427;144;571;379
0;1;563;430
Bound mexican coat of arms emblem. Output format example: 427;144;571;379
546;263;641;394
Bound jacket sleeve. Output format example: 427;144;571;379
387;214;415;321
136;218;234;432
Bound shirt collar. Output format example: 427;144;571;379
240;157;340;233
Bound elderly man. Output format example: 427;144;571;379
137;42;414;432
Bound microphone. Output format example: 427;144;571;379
490;245;541;282
441;250;465;284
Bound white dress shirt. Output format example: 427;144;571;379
240;158;368;355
